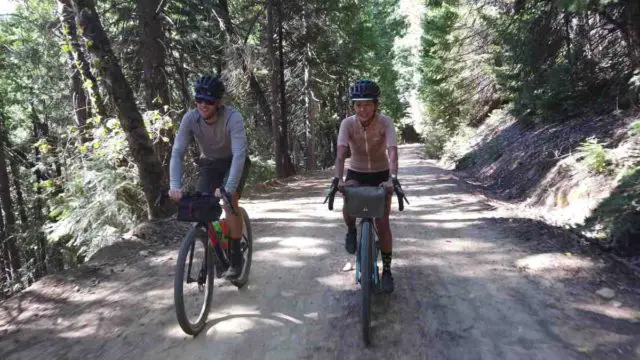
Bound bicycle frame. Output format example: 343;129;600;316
189;216;251;283
206;221;230;270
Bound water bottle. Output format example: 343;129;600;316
210;219;230;277
211;219;229;249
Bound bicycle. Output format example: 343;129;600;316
156;189;253;336
324;177;408;345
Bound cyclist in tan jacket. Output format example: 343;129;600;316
333;80;399;293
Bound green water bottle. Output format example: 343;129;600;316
212;219;229;249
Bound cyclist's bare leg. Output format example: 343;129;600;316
376;195;394;292
224;192;244;278
342;179;359;254
374;194;393;253
225;192;243;239
342;179;360;228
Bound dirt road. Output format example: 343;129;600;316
1;144;639;360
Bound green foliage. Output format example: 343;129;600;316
581;165;640;253
0;0;412;297
246;156;276;186
419;0;637;139
419;1;464;132
486;1;632;120
577;137;611;174
629;120;640;136
630;68;640;105
441;125;475;165
422;120;449;158
418;0;499;151
45;120;147;258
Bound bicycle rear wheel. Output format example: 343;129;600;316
360;221;373;345
174;224;214;336
230;207;253;288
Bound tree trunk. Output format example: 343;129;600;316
266;0;284;177
137;0;173;174
564;12;574;82
59;0;93;142
72;69;91;143
61;30;92;144
0;115;20;274
175;51;192;110
303;9;316;170
57;0;107;123
66;44;91;143
214;0;272;132
625;0;640;68
514;0;526;14
28;116;49;276
0;212;9;284
276;1;295;177
304;64;317;170
72;0;166;218
137;0;171;110
9;159;28;227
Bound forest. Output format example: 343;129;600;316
0;0;638;299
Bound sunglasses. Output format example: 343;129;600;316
196;98;216;106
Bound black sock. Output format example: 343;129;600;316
229;238;241;255
381;251;392;272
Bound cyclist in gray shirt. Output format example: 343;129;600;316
169;75;250;279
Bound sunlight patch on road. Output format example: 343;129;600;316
201;310;305;339
276;237;330;248
253;221;338;229
515;253;594;273
216;316;281;334
143;288;174;308
256;245;329;258
272;312;304;325
254;237;330;267
58;314;98;338
316;273;353;291
246;198;325;207
261;258;305;267
416;212;491;221
423;238;497;252
573;302;640;322
59;325;97;338
257;236;331;245
303;312;319;320
252;209;332;220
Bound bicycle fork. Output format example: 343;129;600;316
186;240;208;291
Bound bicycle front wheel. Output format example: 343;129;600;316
174;224;214;336
360;220;374;345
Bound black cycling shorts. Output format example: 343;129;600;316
195;156;251;198
345;169;390;187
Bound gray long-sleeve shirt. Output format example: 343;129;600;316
169;105;247;193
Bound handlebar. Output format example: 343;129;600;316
391;177;410;211
324;177;409;211
323;177;340;210
155;188;238;216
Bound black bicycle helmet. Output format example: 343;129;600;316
349;79;380;101
194;75;225;101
